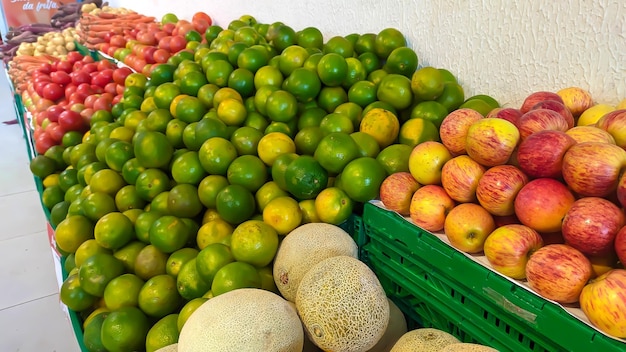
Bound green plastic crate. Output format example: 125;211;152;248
361;202;626;352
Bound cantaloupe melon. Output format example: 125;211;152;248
389;328;460;351
178;288;303;352
441;342;500;351
287;301;323;352
155;343;178;352
296;255;389;352
273;222;358;302
368;298;408;352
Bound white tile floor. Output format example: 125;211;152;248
0;69;81;351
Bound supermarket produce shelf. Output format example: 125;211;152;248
360;201;626;352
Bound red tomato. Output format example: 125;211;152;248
104;82;118;95
141;46;157;64
35;132;56;155
162;23;175;35
192;19;210;34
50;71;71;85
91;70;114;88
154;31;168;42
112;94;123;105
56;61;73;73
64;83;77;98
82;63;98;74
58;109;85;132
109;35;127;48
42;83;64;101
97;59;115;71
93;96;113;111
90;84;104;94
46;122;66;143
84;94;98;109
66;51;84;63
46;105;64;122
82;55;95;63
70;70;90;85
38;63;52;74
112;67;132;85
33;126;44;139
76;83;94;96
34;81;48;97
192;11;212;26
158;36;172;51
153;49;171;64
169;35;187;53
35;111;48;126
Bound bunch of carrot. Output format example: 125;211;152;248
76;11;157;49
7;55;59;94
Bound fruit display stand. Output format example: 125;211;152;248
361;201;626;352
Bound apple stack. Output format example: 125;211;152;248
379;87;626;339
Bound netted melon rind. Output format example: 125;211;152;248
390;328;460;352
441;342;500;352
296;255;389;352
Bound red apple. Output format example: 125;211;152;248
514;178;576;233
565;125;616;144
579;269;626;338
525;244;592;304
443;203;495;254
588;254;619;279
562;142;626;197
476;165;529;216
516;130;577;179
531;100;575;129
595;109;626;150
617;172;626;209
556;86;594;118
483;224;544;279
409;185;456;232
440;155;486;203
561;197;625;257
518;108;569;140
520;91;564;114
379;172;421;216
408;141;452;185
615;227;626;268
465;117;520;167
439;108;484;155
486;107;523;127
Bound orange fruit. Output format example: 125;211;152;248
265;90;298;122
435;82;465;113
167;183;203;218
227;67;255;98
374;27;406;59
101;306;150;352
226;155;268;193
298;199;321;224
216;97;247;126
377;73;413;110
176;258;212;300
81;192;117;221
284;155;328;200
215;184;256;225
294;126;325;155
297;107;327;130
78;252;125;296
317;86;348;113
359;108;401;148
210;261;262;297
317;53;348;87
399;117;440;147
282;67;322;103
253;65;283;90
238;47;269;73
196;243;235;285
297;26;323;50
89;168;126;196
358;51;382;75
384;46;418;77
314;132;360;174
230;126;264;155
153;82;181;110
323;35;354;58
257;132;297;166
74;238;111;268
355;33;376;54
270;152;299;190
334;102;363;130
113;241;146;273
198;137;238;175
410;100;449;128
103;273;144;311
319;112;355;135
342;57;367;89
60;273;98;312
149;215;192;254
138;274;182;318
348;80;378;108
135;168;171;202
166;247;198;277
278;45;310;76
177;298;208;332
314;187;354;225
254;181;290;212
262;196;303;235
230;219;279;267
253;85;279;116
339;157;387;202
149;191;171;215
134;244;169;280
171;151;206;185
205;59;234;87
133;131;173;169
175;96;208;123
94;211;134;250
196;217;234;249
145;314;180;352
411;66;444;101
376;143;412;174
198;174;230;209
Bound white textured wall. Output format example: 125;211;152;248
108;0;626;107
